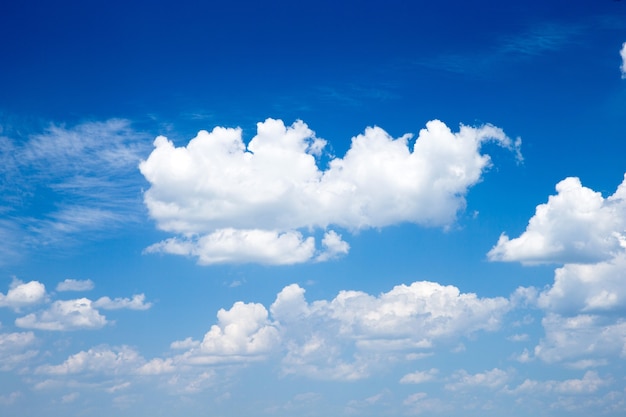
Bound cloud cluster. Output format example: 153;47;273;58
491;174;626;367
0;280;151;331
141;118;520;264
138;281;511;381
38;280;510;388
16;298;108;331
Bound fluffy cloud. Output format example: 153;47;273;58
0;280;46;311
400;368;439;384
621;42;626;79
126;281;511;381
489;175;626;265
0;331;38;371
140;118;520;264
491;175;626;368
270;281;509;380
144;229;317;265
533;314;626;365
56;279;94;292
93;294;152;310
176;301;280;365
445;368;510;391
538;253;626;314
15;298;108;331
36;345;143;375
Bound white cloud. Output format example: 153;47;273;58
0;280;46;311
489;175;626;265
315;230;350;262
621;42;626;78
533;314;626;364
140;118;520;264
508;371;607;395
489;174;626;369
0;331;38;371
269;281;509;380
400;368;439;384
93;294;152;310
178;301;280;365
170;337;200;350
136;358;175;375
36;345;143;375
538;252;626;314
445;368;510;391
126;281;510;382
507;333;529;342
144;229;316;265
56;279;94;292
15;298;107;331
402;392;451;414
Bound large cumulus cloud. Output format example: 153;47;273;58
140;118;520;265
491;174;626;367
489;175;626;265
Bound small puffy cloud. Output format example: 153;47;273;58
0;280;46;311
140;118;520;264
179;301;280;365
400;368;439;384
36;345;143;375
170;337;200;350
445;368;510;391
621;42;626;78
489;175;626;264
56;279;94;292
93;294;152;310
315;231;350;262
15;298;107;331
507;333;529;342
136;358;176;375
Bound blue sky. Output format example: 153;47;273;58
1;1;626;416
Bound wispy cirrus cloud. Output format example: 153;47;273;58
421;21;583;75
0;119;151;258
